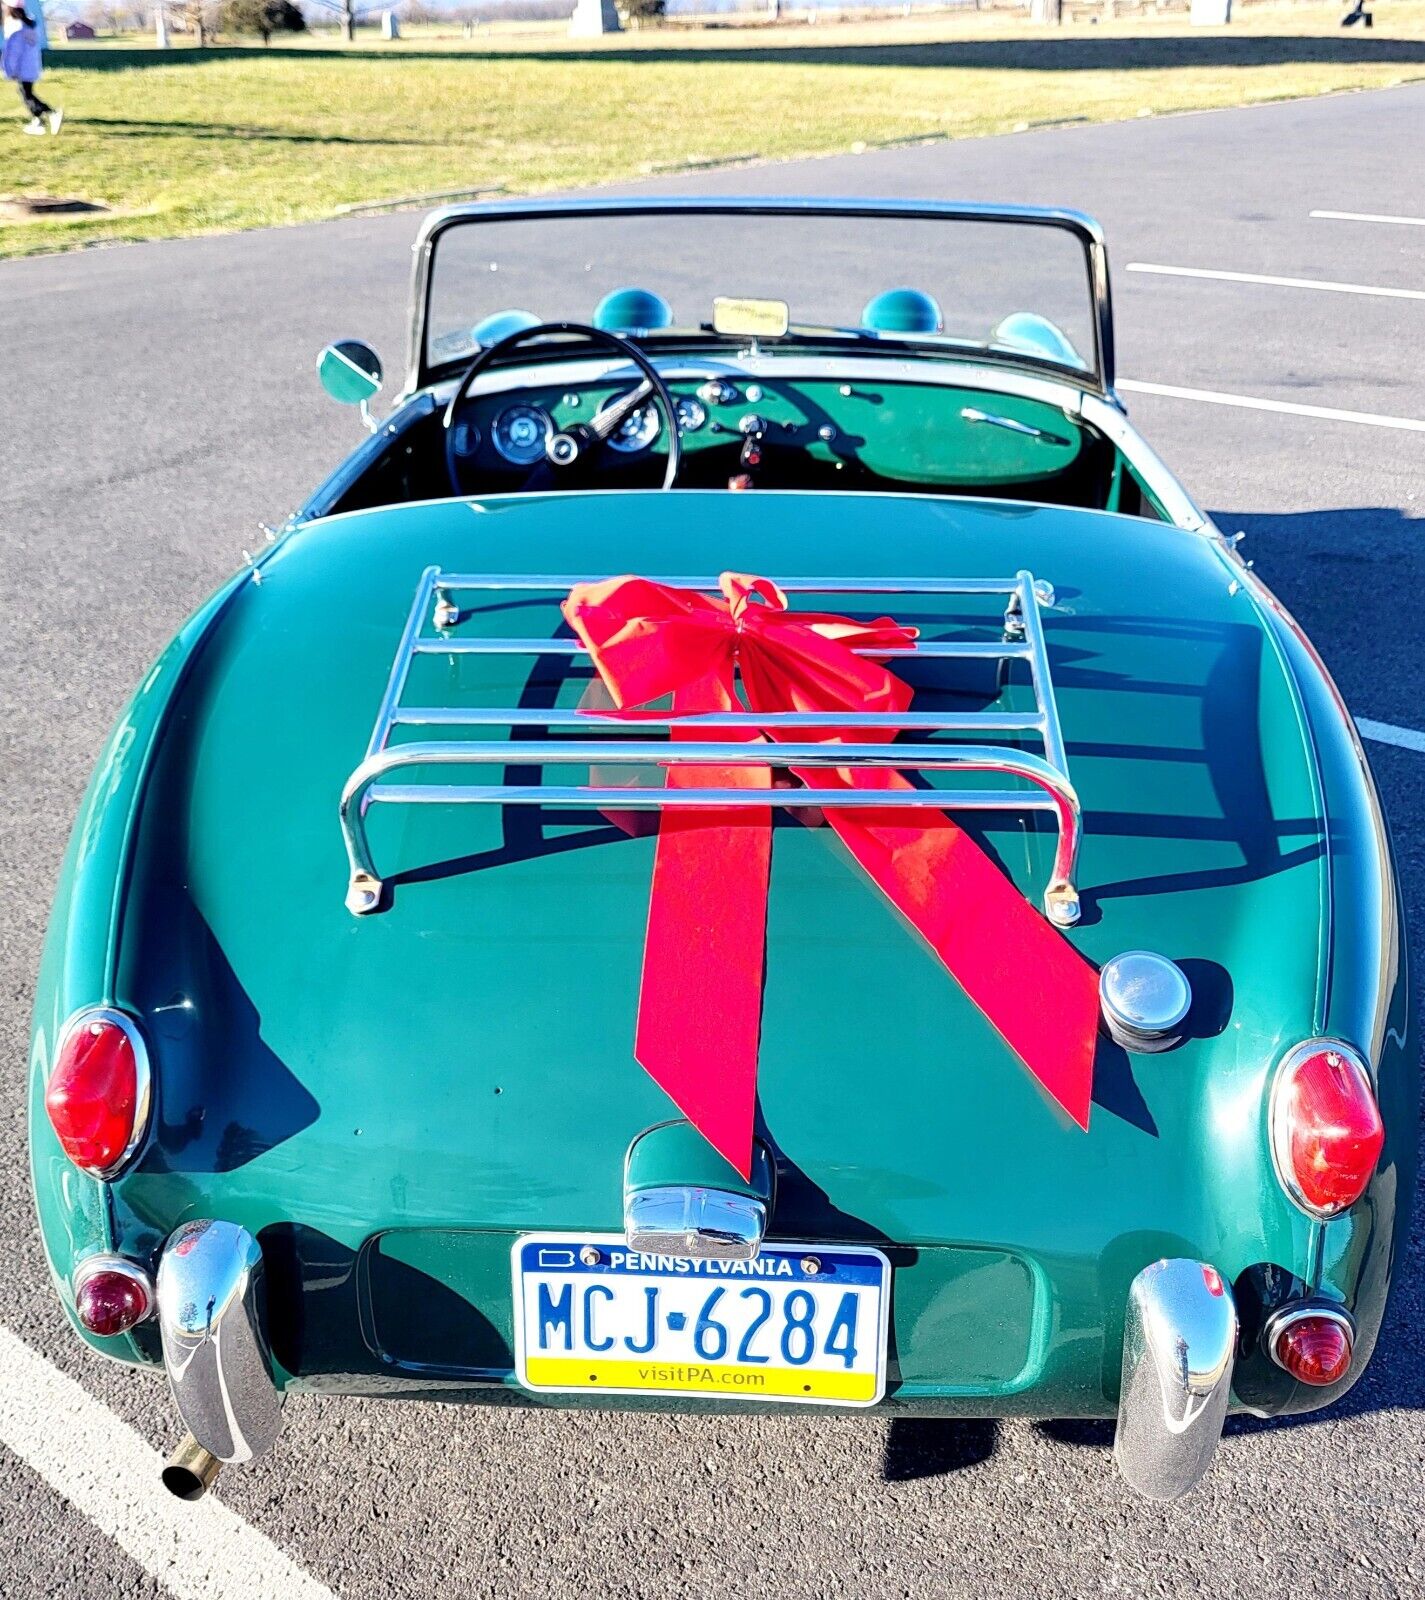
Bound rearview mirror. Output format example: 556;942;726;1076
316;340;383;431
711;296;789;340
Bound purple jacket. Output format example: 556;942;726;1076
2;22;43;83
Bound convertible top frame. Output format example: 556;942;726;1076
405;196;1117;398
339;565;1084;927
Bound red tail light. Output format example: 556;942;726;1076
1269;1308;1354;1387
45;1008;150;1177
73;1257;154;1337
1269;1040;1383;1218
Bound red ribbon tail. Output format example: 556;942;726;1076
821;795;1099;1129
633;676;771;1180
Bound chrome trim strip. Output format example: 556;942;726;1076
426;572;1042;593
409;637;1029;661
1114;1259;1238;1501
1078;392;1211;533
393;707;1046;732
51;1007;153;1181
156;1221;283;1466
416;352;1089;417
340;567;1083;924
624;1187;768;1262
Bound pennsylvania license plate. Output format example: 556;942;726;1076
512;1234;889;1405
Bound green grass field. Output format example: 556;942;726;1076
3;3;1424;258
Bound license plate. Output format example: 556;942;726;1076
512;1234;889;1406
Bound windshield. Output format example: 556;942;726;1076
420;202;1108;388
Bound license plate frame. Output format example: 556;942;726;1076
512;1233;890;1407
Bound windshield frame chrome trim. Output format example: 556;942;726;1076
405;195;1115;398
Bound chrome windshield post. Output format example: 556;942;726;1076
1114;1258;1238;1500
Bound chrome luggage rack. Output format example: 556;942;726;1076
340;567;1083;925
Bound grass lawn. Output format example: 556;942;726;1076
2;3;1424;257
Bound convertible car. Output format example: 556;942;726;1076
30;198;1415;1503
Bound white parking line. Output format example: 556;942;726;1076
1118;379;1425;433
1357;718;1425;755
1311;210;1425;229
1125;263;1425;302
0;1326;334;1600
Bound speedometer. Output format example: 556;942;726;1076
596;391;661;453
675;396;707;434
492;404;552;466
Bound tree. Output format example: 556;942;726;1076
306;0;370;40
171;0;220;43
220;0;303;40
621;0;664;20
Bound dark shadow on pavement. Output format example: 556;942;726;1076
883;1417;1000;1479
53;36;1425;73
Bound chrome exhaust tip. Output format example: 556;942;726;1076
162;1434;223;1501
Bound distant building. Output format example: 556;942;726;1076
65;18;95;36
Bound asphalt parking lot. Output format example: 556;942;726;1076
2;81;1423;1600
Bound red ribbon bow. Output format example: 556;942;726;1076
562;572;1098;1178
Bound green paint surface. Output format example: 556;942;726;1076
30;487;1414;1415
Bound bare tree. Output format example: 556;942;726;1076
306;0;373;39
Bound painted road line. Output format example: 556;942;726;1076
1118;379;1425;434
1311;210;1425;229
1125;263;1425;302
1357;719;1425;755
0;1326;334;1600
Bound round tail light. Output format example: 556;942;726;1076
44;1008;150;1177
73;1257;154;1337
1268;1307;1354;1387
1269;1040;1383;1218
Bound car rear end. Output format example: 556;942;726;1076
29;491;1414;1499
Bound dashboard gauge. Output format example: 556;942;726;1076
675;396;707;434
596;391;661;453
492;404;552;466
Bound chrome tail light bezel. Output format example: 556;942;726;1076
1263;1301;1356;1383
47;1005;153;1180
1267;1037;1381;1220
71;1253;157;1335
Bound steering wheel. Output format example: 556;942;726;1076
443;321;682;496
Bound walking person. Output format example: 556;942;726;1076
2;5;61;135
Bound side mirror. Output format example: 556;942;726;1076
316;340;383;432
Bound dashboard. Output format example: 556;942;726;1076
448;372;1105;497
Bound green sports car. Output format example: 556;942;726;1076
29;198;1415;1503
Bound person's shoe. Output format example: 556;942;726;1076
22;118;44;135
47;108;63;135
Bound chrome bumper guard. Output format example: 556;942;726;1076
156;1220;283;1465
1114;1258;1238;1501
